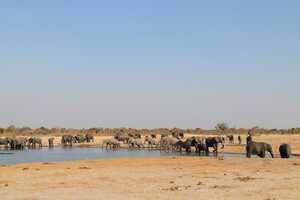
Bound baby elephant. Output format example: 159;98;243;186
279;143;291;158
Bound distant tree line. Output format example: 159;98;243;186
0;123;300;136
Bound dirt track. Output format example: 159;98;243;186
1;157;300;200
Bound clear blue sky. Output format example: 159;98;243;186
1;1;299;129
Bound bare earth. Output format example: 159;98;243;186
1;157;300;200
1;134;300;200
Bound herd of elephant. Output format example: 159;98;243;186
0;134;95;150
60;134;95;146
0;137;44;150
100;132;224;155
0;132;292;159
109;132;292;158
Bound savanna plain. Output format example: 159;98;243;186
1;134;300;200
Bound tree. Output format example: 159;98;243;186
6;125;16;133
215;122;229;133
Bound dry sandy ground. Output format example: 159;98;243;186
1;157;300;200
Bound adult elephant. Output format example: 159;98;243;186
205;137;224;154
74;135;86;143
195;137;207;155
227;135;234;144
0;137;9;147
48;138;55;148
144;136;160;149
238;136;242;144
61;135;74;146
246;141;274;158
172;131;184;139
279;143;291;158
128;133;142;139
160;136;179;151
85;134;94;143
34;137;42;148
174;137;197;153
28;137;42;148
114;132;129;144
102;138;120;149
128;137;144;149
9;138;27;150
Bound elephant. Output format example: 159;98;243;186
35;138;43;148
0;137;10;147
9;137;27;150
28;137;42;148
172;131;184;139
246;135;252;145
48;138;55;148
85;134;94;143
102;139;120;149
74;135;86;143
195;137;207;155
227;135;234;144
174;137;197;153
151;134;157;139
160;136;179;151
279;143;291;158
128;133;142;139
144;136;160;149
238;136;242;144
114;132;130;144
160;133;169;139
128;138;144;149
205;137;224;154
246;141;274;158
61;135;74;146
221;137;225;144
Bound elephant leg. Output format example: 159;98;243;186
269;150;274;158
246;150;251;158
195;146;199;154
258;151;266;158
213;144;218;153
205;146;209;155
246;145;252;158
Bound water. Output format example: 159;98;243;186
0;147;248;165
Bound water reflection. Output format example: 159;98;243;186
0;147;249;165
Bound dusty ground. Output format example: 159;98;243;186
1;157;300;200
1;134;300;199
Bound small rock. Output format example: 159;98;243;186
218;157;224;160
42;162;53;165
197;181;203;185
79;166;91;170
